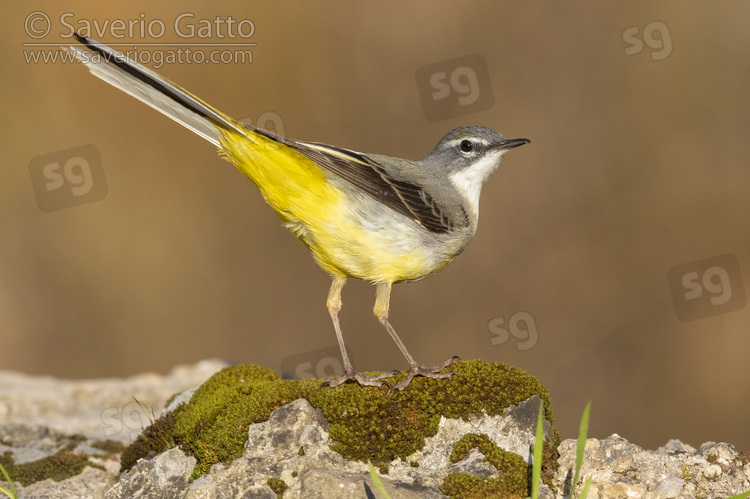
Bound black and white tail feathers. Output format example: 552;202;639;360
69;33;245;147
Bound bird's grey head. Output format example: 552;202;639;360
420;126;529;218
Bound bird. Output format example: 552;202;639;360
69;34;529;392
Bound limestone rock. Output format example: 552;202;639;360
555;434;750;498
2;360;749;498
105;396;552;498
0;360;228;498
16;467;114;499
0;359;229;442
106;447;197;499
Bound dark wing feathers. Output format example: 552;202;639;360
253;130;454;233
300;142;453;233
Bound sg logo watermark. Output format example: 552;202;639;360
28;144;107;212
239;111;285;136
667;254;746;322
488;311;538;351
280;345;344;380
415;54;495;122
623;21;672;61
100;401;151;442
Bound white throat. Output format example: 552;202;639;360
448;153;502;219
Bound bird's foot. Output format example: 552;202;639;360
387;355;460;393
319;369;399;390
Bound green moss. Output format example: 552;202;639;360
90;439;127;456
681;463;693;481
267;477;288;497
120;359;556;491
120;410;178;471
170;364;315;479
58;434;86;446
164;392;179;408
0;450;101;487
450;434;521;471
445;433;529;496
540;431;560;486
614;466;638;480
307;360;554;470
441;472;525;499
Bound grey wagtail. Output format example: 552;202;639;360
70;34;529;392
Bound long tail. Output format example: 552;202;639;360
69;34;350;246
69;33;246;148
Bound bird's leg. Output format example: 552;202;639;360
374;282;458;392
320;276;393;389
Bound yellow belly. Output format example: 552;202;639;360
296;199;454;283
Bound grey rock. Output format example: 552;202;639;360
106;447;196;499
3;360;750;498
555;435;750;499
653;476;686;498
386;394;552;489
0;422;61;464
244;398;332;460
0;359;228;443
699;441;738;466
16;467;114;499
185;462;275;498
445;448;499;480
656;439;697;455
163;388;198;415
182;398;447;498
299;467;443;499
0;360;227;499
116;396;547;498
0;421;122;499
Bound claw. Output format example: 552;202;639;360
386;356;460;393
319;370;393;390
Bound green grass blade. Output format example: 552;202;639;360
579;476;592;499
0;462;17;499
727;491;750;499
530;402;545;499
569;400;591;499
367;460;391;499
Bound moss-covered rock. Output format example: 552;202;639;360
444;433;529;496
267;476;288;497
0;449;102;487
121;359;557;491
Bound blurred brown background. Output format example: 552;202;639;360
3;2;749;451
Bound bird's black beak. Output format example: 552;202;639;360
494;137;531;151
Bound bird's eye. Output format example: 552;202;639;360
459;140;473;153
